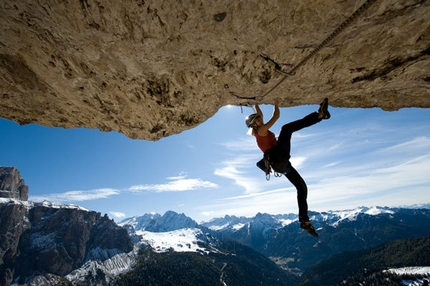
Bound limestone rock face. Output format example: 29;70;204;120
14;209;133;281
0;200;134;285
0;168;134;285
1;0;429;140
0;167;28;200
0;201;30;286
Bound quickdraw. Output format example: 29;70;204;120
259;53;294;77
262;154;285;181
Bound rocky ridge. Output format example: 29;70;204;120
0;198;135;285
0;167;134;285
1;0;429;140
0;167;28;201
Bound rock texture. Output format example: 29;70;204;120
1;0;429;140
0;167;28;200
0;201;30;285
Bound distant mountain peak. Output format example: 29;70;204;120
119;210;198;232
315;206;397;226
0;166;28;201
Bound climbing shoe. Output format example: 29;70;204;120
318;98;331;119
300;221;319;237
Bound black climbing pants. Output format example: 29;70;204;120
277;112;321;222
285;165;309;222
277;112;321;156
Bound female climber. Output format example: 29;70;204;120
245;98;331;237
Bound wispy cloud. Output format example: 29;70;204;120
201;128;430;219
214;131;309;196
377;136;430;154
30;188;120;202
219;136;257;151
166;172;188;180
213;151;286;195
30;175;219;203
110;211;126;219
199;188;298;218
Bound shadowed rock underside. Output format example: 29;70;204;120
1;0;429;140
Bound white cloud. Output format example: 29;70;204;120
214;136;308;195
377;136;430;154
198;187;298;219
200;211;215;217
30;175;219;205
300;144;430;212
110;211;126;219
128;178;218;193
220;136;257;151
202;129;430;220
166;172;188;180
214;153;272;194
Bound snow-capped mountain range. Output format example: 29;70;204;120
117;205;430;286
120;206;423;235
200;205;401;232
2;198;430;285
118;205;430;254
118;210;217;253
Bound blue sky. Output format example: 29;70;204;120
1;104;429;223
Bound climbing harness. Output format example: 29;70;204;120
257;153;288;181
230;0;376;101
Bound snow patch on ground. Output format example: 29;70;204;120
136;228;206;253
0;198;88;211
208;223;230;231
232;223;245;230
385;266;430;275
37;200;89;211
66;248;139;283
364;206;395;216
332;207;365;224
0;198;32;209
329;206;395;226
384;267;430;286
279;218;296;227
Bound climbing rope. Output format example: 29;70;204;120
230;0;376;101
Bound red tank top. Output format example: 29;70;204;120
255;130;277;153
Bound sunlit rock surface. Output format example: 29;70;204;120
1;0;429;140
